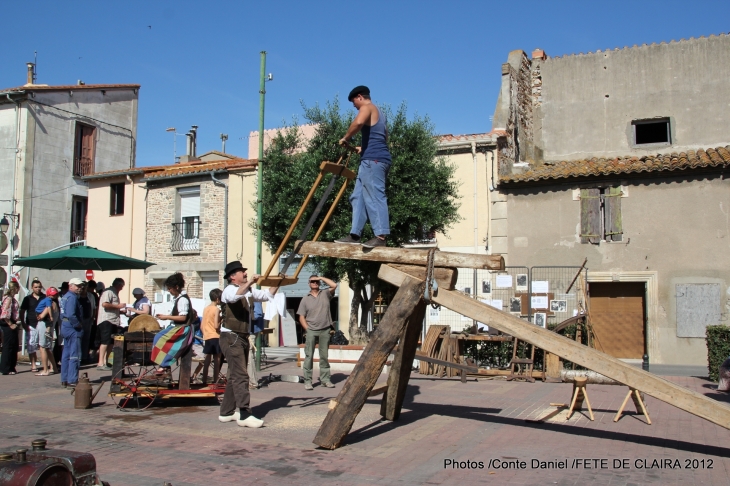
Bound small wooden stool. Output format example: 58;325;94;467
567;377;594;421
614;387;651;424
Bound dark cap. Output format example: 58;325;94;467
224;260;247;280
348;85;370;101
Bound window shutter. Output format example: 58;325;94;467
580;188;601;244
604;187;623;242
179;190;200;218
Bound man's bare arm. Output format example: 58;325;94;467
339;104;374;143
319;276;338;296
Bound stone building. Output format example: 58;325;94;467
490;34;730;365
0;64;139;287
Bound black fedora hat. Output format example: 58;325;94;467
224;261;247;280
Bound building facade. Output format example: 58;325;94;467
0;68;139;287
491;34;730;365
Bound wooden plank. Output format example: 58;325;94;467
313;276;424;450
380;301;426;421
390;264;458;290
370;384;389;396
379;264;730;430
257;276;299;288
109;335;126;394
320;161;356;180
296;241;505;270
414;352;478;374
178;347;193;391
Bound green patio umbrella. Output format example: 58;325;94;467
12;245;155;271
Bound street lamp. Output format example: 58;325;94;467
0;216;8;233
255;51;273;372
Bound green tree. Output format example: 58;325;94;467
257;97;460;344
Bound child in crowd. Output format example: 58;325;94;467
35;287;60;375
200;288;223;385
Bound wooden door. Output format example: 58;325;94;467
589;282;645;359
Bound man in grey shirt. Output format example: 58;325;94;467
297;274;337;390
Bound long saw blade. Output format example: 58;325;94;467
280;172;340;275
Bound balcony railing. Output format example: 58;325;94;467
171;219;200;251
73;156;94;177
71;229;86;243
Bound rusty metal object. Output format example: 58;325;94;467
74;374;93;409
1;439;107;486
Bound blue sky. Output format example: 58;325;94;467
2;1;728;166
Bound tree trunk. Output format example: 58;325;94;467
348;282;368;345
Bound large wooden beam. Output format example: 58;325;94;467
295;241;505;270
313;276;425;449
378;264;730;430
380;301;426;421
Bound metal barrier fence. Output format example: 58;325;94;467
424;265;587;334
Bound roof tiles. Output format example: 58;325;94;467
499;147;730;184
0;84;140;94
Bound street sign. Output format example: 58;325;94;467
0;233;7;253
0;254;7;266
86;269;95;280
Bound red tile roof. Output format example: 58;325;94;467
437;130;507;142
0;84;140;94
84;159;257;181
142;158;256;180
499;147;730;184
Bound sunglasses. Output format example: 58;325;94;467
309;280;319;284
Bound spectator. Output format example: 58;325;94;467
85;279;100;363
78;282;96;364
60;278;84;387
298;275;338;390
200;288;223;385
54;281;71;366
0;281;21;375
96;278;126;371
20;279;45;373
35;287;60;375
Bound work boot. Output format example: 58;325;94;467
362;237;386;249
335;234;360;245
304;382;314;391
321;381;336;388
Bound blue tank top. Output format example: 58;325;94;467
361;106;391;163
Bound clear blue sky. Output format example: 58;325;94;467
2;1;728;166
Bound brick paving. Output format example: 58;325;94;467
1;359;730;485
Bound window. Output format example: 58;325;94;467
580;187;622;243
110;183;125;216
633;118;670;145
171;186;200;251
70;196;88;242
73;122;96;176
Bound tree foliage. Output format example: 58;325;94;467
256;97;461;343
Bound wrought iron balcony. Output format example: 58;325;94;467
73;156;94;177
171;219;200;251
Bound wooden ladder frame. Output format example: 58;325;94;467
258;156;356;288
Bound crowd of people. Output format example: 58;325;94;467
0;276;154;386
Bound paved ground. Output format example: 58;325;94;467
1;358;729;486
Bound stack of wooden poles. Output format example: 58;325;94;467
418;325;464;378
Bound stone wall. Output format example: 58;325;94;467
144;176;226;299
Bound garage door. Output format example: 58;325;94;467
589;282;645;359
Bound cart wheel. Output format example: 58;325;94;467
110;366;159;411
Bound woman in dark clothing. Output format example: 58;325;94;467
0;281;21;375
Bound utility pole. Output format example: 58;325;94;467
256;51;266;372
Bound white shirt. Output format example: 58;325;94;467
220;284;275;333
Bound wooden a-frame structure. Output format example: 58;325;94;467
295;242;730;450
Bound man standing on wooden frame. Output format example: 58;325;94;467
298;275;338;390
336;85;392;249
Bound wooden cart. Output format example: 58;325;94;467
109;331;225;411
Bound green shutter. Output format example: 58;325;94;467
580;188;601;244
604;187;623;242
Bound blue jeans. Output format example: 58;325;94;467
60;322;82;384
350;159;391;237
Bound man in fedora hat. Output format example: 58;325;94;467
217;261;279;428
336;85;392;249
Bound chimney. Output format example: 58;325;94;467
532;48;547;61
190;125;198;158
26;63;35;85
